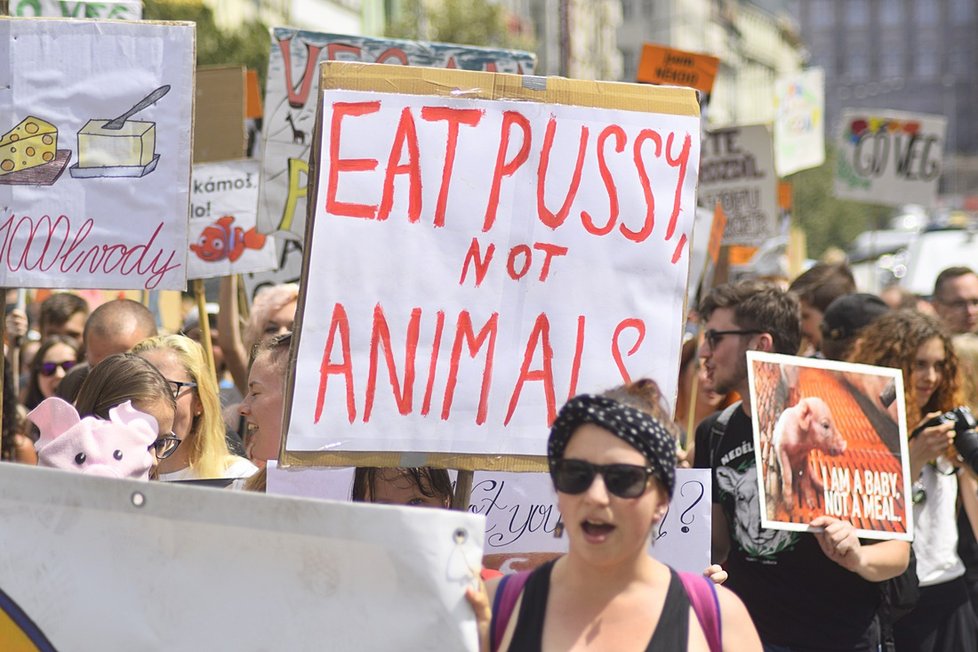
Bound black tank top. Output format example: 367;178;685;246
506;559;691;651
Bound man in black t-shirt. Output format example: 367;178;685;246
693;280;910;652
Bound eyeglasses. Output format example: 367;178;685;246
39;360;76;376
937;297;978;311
165;379;197;399
151;433;181;460
703;329;765;349
551;459;655;499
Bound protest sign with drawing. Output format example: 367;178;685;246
188;160;277;279
267;463;712;574
280;62;700;470
257;29;535;242
0;17;194;290
747;351;913;542
698;124;777;246
773;67;825;177
0;464;484;650
834;108;946;208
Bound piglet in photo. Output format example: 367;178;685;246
771;396;847;510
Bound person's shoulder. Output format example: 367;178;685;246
224;456;259;478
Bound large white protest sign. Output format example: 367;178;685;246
7;0;141;20
267;465;712;574
188;160;277;279
774;67;825;177
282;64;700;465
0;464;483;650
834;109;946;208
258;29;535;243
0;18;193;290
698;124;777;246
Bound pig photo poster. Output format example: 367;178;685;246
746;351;913;542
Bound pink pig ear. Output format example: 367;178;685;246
28;397;82;450
108;400;159;447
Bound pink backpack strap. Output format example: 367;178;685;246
678;571;722;652
490;570;531;652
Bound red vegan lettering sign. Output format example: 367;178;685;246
285;78;700;460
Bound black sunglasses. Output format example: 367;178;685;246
39;360;76;376
151;434;181;461
165;379;197;399
703;329;765;349
551;459;655;499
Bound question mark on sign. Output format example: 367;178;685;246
679;480;705;533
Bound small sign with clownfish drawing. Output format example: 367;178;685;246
188;159;277;279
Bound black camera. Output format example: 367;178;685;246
914;406;978;475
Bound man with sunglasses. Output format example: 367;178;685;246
693;280;903;652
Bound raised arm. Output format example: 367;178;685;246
218;275;250;395
810;516;910;582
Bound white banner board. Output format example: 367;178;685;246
258;29;535;242
774;67;825;177
267;464;712;574
834;109;946;208
0;18;194;290
698;124;777;246
8;0;141;20
188;160;277;279
0;464;483;650
286;84;700;458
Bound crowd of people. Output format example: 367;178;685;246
6;263;978;652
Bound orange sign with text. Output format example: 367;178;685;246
637;44;720;94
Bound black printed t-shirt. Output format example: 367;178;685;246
694;407;880;651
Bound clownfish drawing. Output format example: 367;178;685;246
190;215;267;263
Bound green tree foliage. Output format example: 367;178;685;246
790;145;891;259
142;0;270;89
387;0;534;51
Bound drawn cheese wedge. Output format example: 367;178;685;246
0;116;58;176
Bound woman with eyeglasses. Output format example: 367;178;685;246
467;379;761;652
23;335;80;410
132;335;257;482
73;352;179;478
849;310;978;652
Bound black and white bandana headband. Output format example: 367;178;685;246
547;394;676;497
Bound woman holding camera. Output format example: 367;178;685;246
850;309;978;652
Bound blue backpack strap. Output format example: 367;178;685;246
490;570;531;652
678;571;722;652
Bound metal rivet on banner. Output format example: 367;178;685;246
131;491;146;508
453;527;468;544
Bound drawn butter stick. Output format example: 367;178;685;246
76;119;156;169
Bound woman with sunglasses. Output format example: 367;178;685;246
132;335;257;481
23;335;80;410
468;379;760;652
73;352;179;478
849;311;978;652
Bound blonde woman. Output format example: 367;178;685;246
133;335;257;481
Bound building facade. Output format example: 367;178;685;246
796;0;978;196
617;0;804;127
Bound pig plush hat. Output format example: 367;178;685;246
548;394;676;497
29;397;158;480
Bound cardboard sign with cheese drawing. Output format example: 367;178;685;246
0;17;194;291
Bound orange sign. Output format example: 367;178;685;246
727;245;758;266
636;44;720;94
778;180;793;211
708;201;727;264
246;69;263;120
